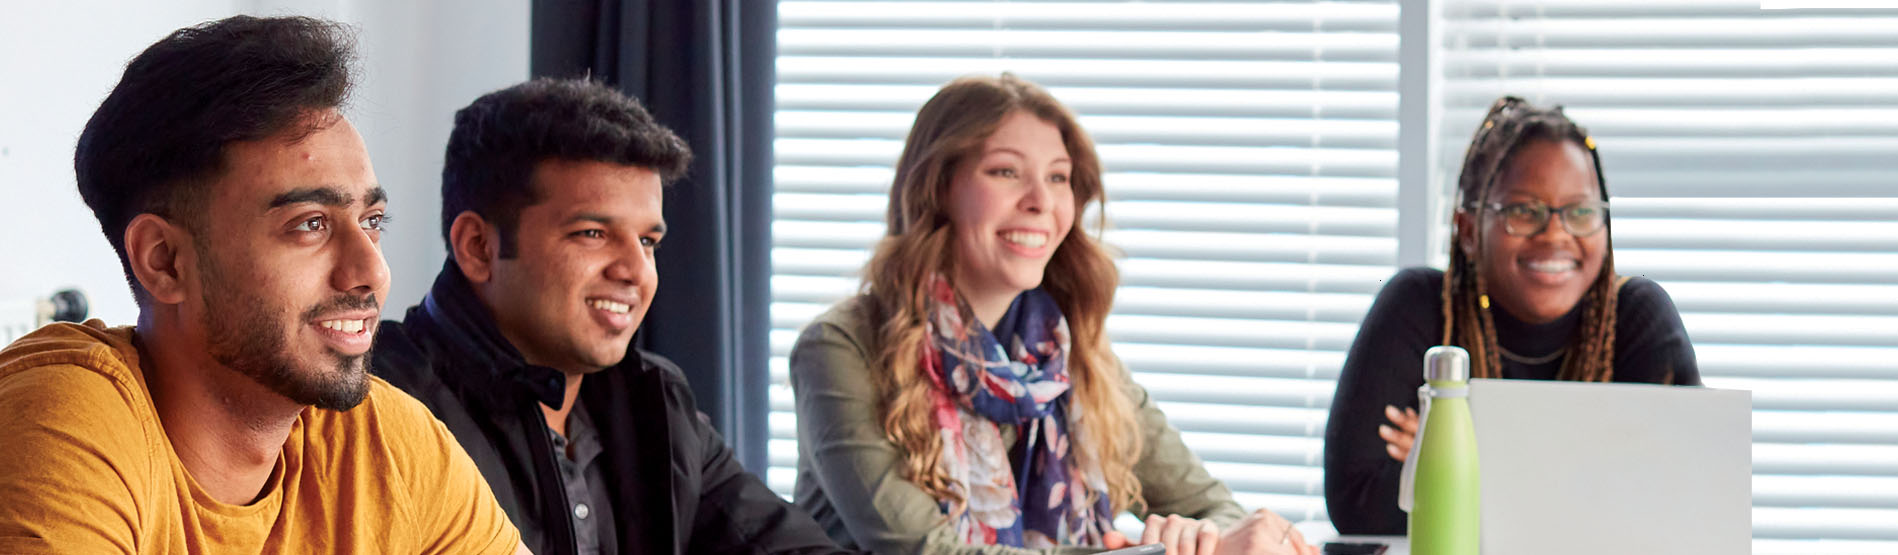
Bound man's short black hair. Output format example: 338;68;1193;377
440;77;692;258
75;15;356;302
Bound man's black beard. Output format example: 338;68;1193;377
198;255;375;411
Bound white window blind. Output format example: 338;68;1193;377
769;0;1402;528
1440;1;1898;552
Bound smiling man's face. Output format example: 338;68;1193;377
182;110;388;410
481;159;665;374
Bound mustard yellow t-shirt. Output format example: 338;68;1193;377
0;321;522;554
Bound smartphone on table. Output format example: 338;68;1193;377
1321;541;1389;554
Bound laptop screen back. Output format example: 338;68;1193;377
1467;379;1751;554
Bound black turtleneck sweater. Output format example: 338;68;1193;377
1322;267;1700;535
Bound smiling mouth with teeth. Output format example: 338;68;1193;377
1000;231;1048;249
588;299;632;314
1525;260;1579;273
317;319;368;333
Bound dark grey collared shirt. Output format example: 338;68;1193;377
548;399;617;555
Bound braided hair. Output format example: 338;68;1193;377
1441;96;1634;383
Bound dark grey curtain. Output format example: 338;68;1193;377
531;0;775;473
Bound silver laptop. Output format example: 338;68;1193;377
1468;378;1751;554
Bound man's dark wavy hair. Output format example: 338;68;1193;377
440;77;692;258
75;15;356;303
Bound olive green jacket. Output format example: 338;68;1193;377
789;296;1246;555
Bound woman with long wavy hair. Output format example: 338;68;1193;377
790;74;1317;555
1322;97;1701;535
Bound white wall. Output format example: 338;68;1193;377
0;0;528;326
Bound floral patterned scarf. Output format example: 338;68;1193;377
920;274;1114;547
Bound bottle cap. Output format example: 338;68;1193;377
1424;345;1471;382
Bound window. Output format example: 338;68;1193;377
769;1;1898;549
770;0;1403;526
1439;1;1898;551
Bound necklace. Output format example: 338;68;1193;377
1498;345;1567;365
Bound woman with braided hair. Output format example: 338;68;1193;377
1321;96;1702;534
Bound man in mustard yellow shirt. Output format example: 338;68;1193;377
0;15;527;554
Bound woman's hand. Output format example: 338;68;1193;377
1113;510;1318;555
1093;514;1222;555
1122;514;1221;555
1377;405;1420;462
1209;508;1320;555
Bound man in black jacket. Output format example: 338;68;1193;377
372;78;848;555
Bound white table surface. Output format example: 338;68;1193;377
1295;521;1408;555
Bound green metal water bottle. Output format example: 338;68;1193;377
1408;345;1480;554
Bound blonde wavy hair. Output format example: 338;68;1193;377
860;74;1144;514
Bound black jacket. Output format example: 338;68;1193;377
373;264;849;555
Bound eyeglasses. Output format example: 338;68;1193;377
1476;200;1609;237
